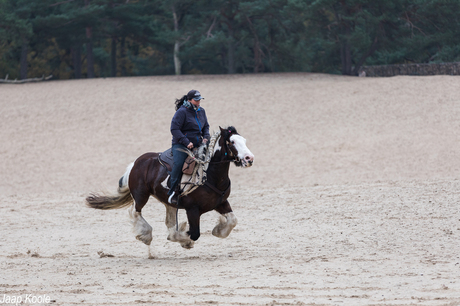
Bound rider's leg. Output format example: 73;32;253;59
168;143;188;203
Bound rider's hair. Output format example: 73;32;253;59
175;95;188;111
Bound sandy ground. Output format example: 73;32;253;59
1;73;460;305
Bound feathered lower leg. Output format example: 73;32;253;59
212;212;237;238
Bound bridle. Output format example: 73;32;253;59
209;132;240;165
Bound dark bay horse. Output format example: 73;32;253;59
86;126;254;254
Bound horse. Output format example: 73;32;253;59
86;126;254;255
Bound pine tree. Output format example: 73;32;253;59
0;0;35;79
293;0;408;75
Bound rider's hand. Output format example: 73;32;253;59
203;138;208;144
187;142;194;149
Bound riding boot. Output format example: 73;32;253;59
168;191;178;204
168;186;181;205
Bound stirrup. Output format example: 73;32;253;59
168;191;180;205
168;191;175;204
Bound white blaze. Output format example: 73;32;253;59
230;134;254;166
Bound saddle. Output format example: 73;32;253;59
158;148;196;175
158;147;208;197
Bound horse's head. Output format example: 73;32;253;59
219;126;254;168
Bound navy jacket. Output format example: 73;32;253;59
171;104;210;147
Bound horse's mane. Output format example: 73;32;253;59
183;126;238;164
206;126;238;159
195;130;220;163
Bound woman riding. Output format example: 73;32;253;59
168;89;210;204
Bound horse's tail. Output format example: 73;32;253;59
86;162;134;210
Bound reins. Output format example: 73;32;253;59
209;159;232;164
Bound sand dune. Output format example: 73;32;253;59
1;73;459;305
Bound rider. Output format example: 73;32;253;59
168;89;210;204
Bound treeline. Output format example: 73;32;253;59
1;0;459;79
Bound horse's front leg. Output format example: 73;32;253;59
212;200;237;238
186;206;201;241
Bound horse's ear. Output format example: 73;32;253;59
219;126;231;141
219;126;228;139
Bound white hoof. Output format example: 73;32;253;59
180;241;195;249
212;213;237;238
135;231;153;246
167;222;193;249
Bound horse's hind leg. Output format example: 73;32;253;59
164;204;194;249
164;203;177;229
212;200;237;238
129;190;153;246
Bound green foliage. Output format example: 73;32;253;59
0;0;459;79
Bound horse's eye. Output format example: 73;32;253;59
231;141;235;145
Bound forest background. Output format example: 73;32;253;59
1;0;459;80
